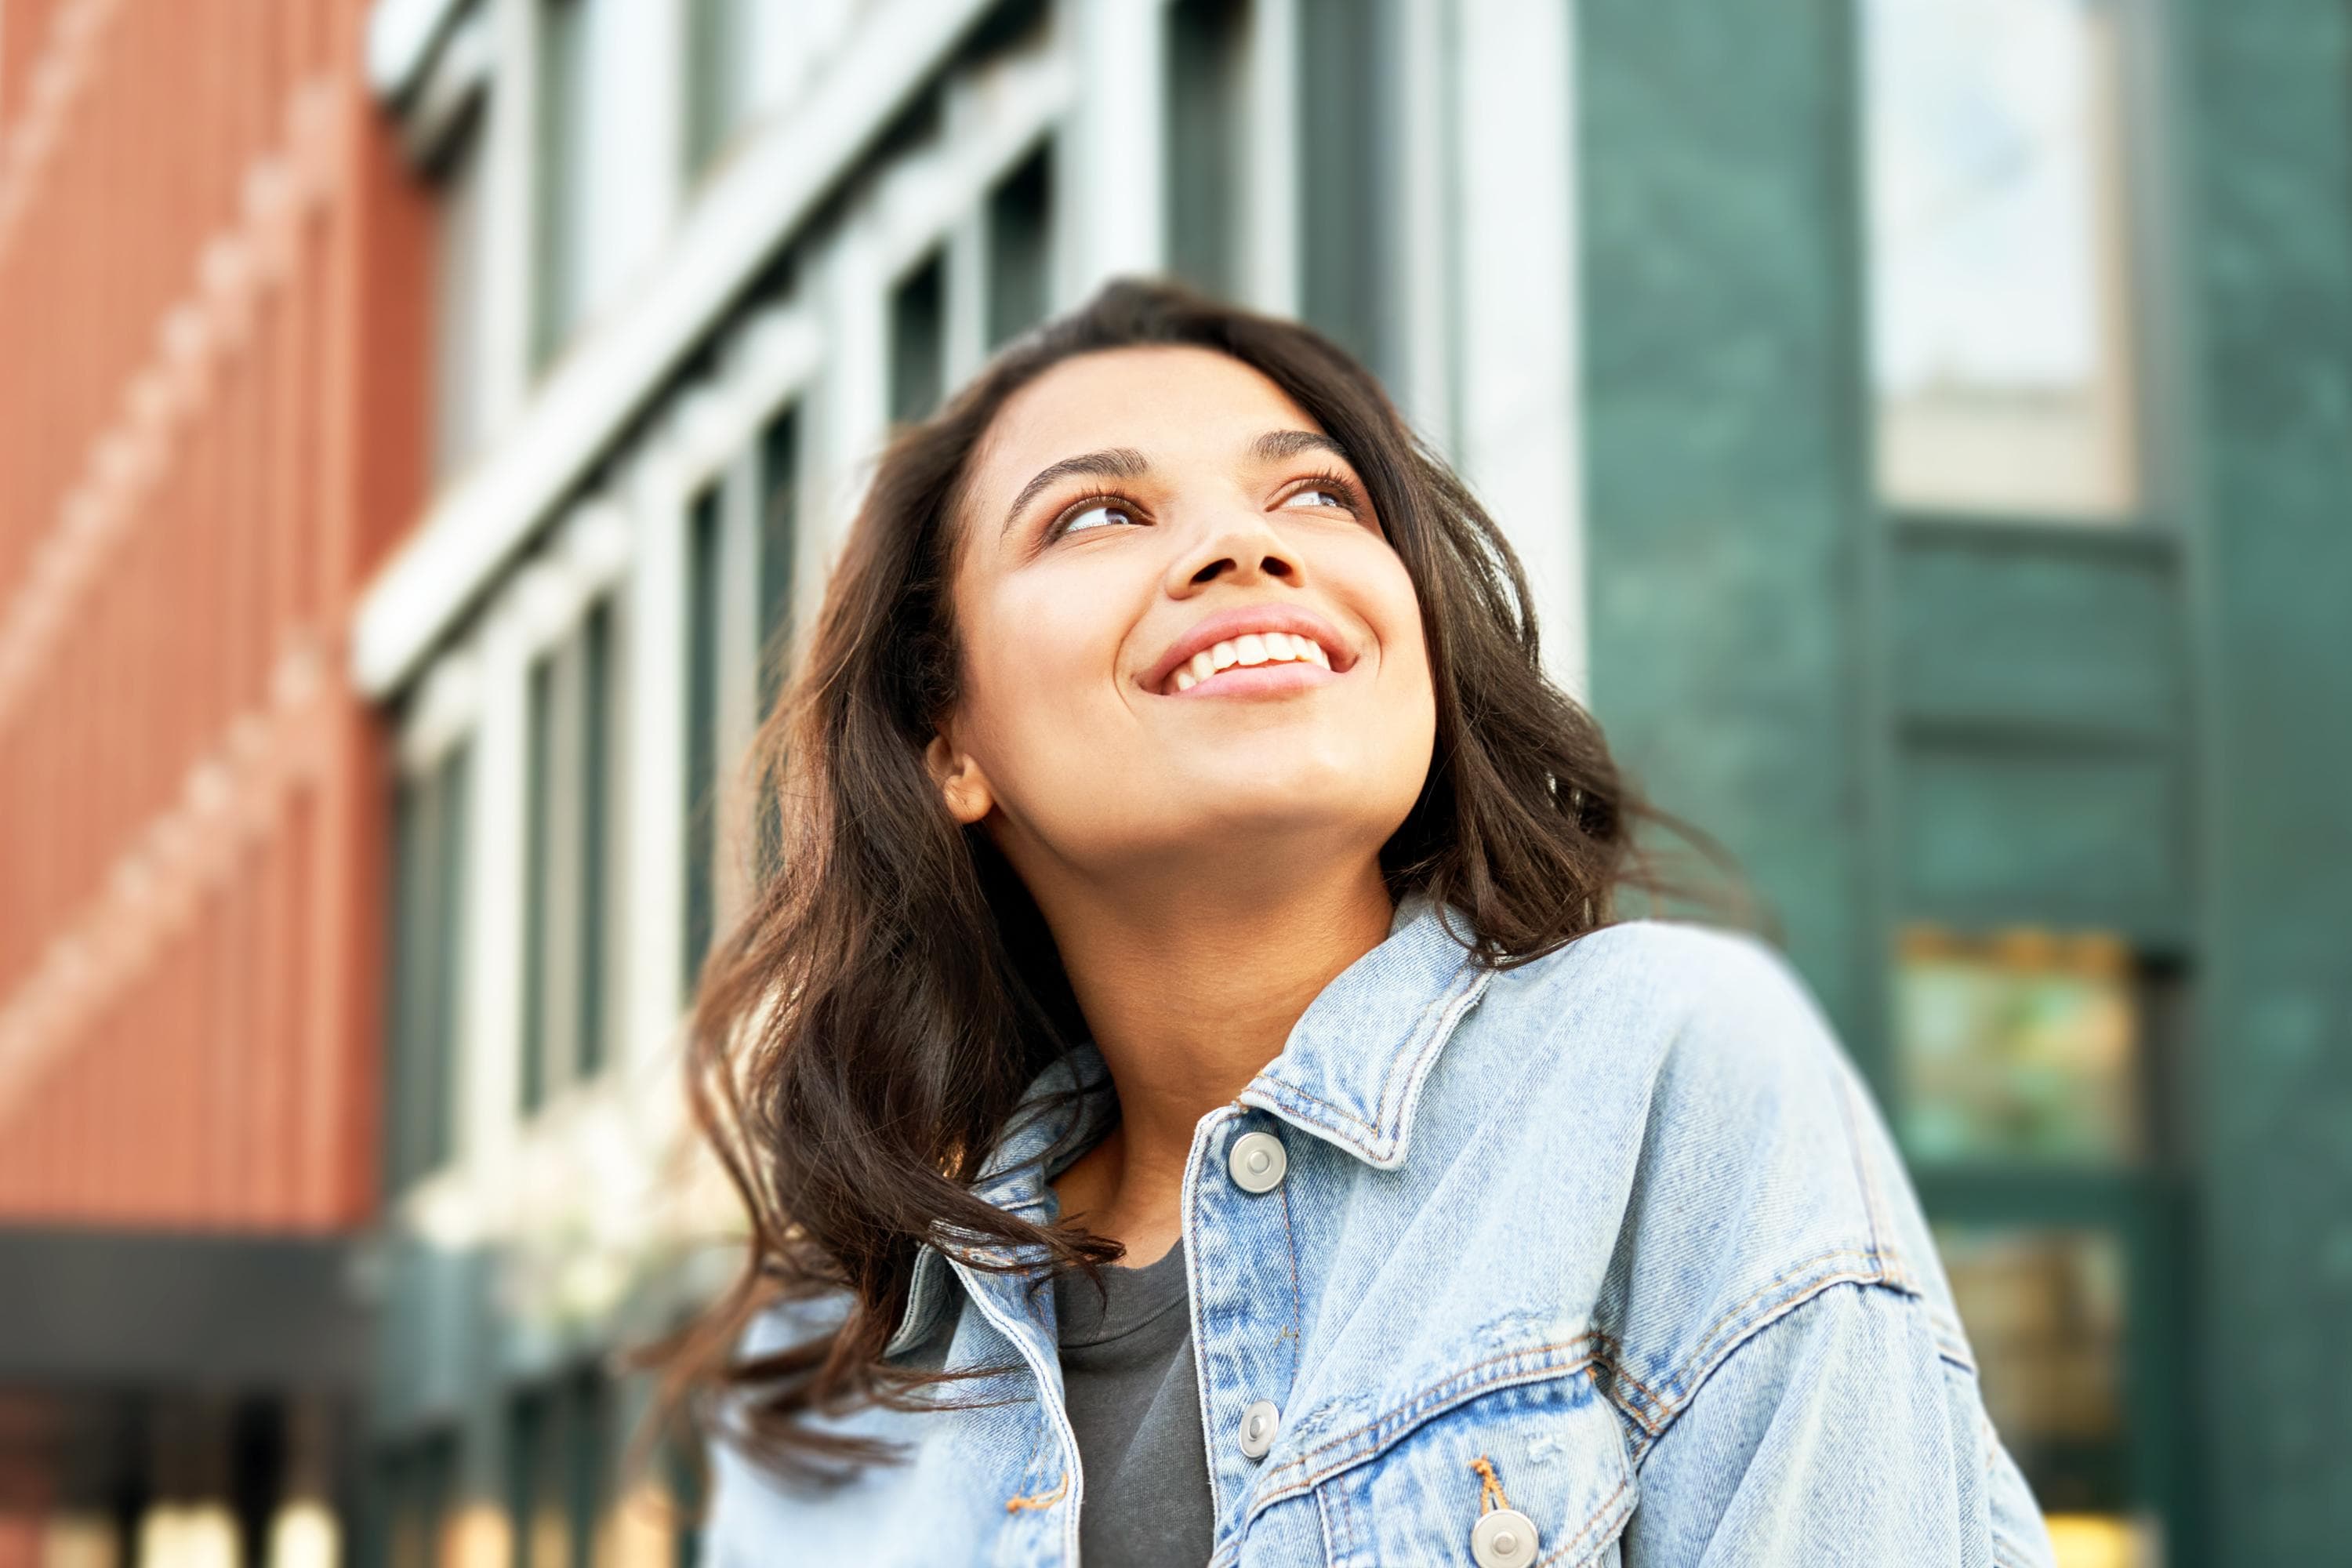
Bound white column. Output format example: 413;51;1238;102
589;0;684;311
1061;0;1166;300
1242;0;1300;316
1452;0;1588;702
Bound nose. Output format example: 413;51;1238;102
1164;515;1303;597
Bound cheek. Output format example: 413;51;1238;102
956;577;1131;776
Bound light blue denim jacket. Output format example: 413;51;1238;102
707;899;2056;1566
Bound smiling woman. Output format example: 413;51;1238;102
662;279;2056;1568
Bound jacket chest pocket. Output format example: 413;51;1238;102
1308;1368;1634;1568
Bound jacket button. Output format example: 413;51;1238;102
1237;1399;1280;1460
1471;1508;1540;1568
1227;1131;1287;1194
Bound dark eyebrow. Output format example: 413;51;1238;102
1001;447;1151;537
996;430;1356;539
1251;428;1352;465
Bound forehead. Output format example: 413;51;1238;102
963;345;1323;509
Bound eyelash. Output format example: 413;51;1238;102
1045;466;1368;541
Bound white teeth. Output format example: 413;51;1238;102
1166;630;1335;692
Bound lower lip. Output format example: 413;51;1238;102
1163;662;1338;699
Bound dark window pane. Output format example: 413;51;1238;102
521;657;556;1113
427;744;470;1173
756;407;798;710
389;744;470;1189
430;98;490;476
1164;0;1249;301
684;488;724;996
576;601;612;1079
888;250;946;424
1297;0;1396;379
684;0;746;176
986;142;1054;347
534;0;593;366
384;777;426;1192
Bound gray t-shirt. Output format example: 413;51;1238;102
1052;1239;1215;1566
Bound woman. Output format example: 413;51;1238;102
672;278;2054;1566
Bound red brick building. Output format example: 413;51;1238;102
0;0;428;1561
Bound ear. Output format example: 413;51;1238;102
923;730;996;826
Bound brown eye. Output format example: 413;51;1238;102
1058;499;1141;537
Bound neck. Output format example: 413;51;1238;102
1025;849;1395;1258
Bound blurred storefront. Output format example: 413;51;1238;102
0;0;432;1563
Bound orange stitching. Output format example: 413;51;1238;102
1004;1471;1068;1513
1251;1338;1602;1505
1472;1454;1512;1513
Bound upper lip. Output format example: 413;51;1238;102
1138;603;1357;695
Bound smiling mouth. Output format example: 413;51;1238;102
1163;632;1334;695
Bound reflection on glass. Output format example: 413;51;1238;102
2045;1513;2163;1568
1938;1228;2132;1517
1896;924;2140;1163
1862;0;2139;519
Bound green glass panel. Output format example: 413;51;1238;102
1896;926;2141;1163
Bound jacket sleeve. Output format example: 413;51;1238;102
1619;1276;2056;1568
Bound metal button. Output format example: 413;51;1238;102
1227;1131;1287;1194
1471;1508;1541;1568
1237;1399;1280;1460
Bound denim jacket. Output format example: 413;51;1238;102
706;899;2057;1566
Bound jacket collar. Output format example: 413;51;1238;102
884;894;1491;1355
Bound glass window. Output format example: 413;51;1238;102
683;487;724;996
520;601;616;1112
387;743;470;1190
1164;0;1250;303
1893;924;2143;1164
521;655;557;1114
1297;0;1397;381
756;407;798;710
986;142;1054;348
888;249;947;425
576;601;612;1079
535;0;595;367
1861;0;2140;520
1936;1225;2153;1558
430;99;492;477
684;0;749;177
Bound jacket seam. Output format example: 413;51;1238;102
1620;1261;1904;1464
1537;1472;1634;1567
1245;1336;1608;1517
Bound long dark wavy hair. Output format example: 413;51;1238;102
655;276;1755;1482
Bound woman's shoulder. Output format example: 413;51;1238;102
1465;916;1962;1388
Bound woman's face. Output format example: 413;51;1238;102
930;345;1436;895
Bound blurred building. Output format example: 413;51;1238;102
3;0;2347;1566
0;0;432;1565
